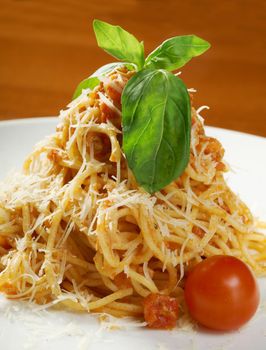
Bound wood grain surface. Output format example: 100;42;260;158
0;0;265;136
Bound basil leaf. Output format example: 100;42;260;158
91;62;136;77
93;19;145;70
73;62;135;100
145;35;210;71
122;69;191;193
72;76;100;100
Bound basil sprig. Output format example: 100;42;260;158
73;76;99;100
144;35;210;71
122;69;191;193
92;62;136;76
93;19;145;71
73;62;135;99
73;20;210;193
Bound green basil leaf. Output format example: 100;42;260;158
122;69;191;193
91;62;136;77
93;19;145;70
72;76;100;100
145;35;210;71
73;62;136;100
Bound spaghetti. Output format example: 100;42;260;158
0;66;265;324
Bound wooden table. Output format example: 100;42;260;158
0;0;265;136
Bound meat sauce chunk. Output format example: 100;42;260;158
144;293;178;329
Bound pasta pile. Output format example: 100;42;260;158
0;66;265;319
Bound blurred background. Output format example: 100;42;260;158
0;0;265;136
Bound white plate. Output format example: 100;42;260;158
0;118;265;350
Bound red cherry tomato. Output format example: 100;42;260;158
184;255;259;331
